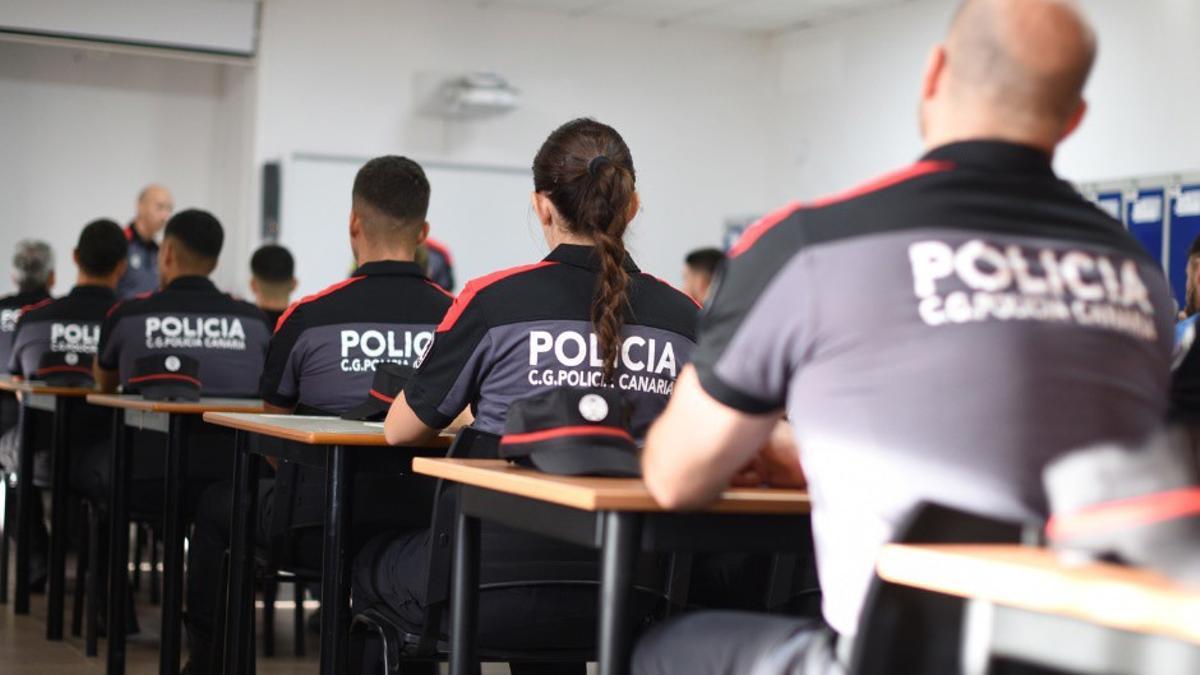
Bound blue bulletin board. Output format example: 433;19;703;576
1169;185;1200;308
1094;191;1123;222
1127;188;1166;268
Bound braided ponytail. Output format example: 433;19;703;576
532;119;637;382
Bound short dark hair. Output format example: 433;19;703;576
352;156;430;240
76;219;128;277
250;244;295;283
163;209;224;270
685;248;725;277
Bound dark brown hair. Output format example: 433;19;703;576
533;119;636;381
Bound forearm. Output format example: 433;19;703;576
384;391;443;446
642;367;777;509
94;362;119;393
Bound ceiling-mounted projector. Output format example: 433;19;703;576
432;73;520;119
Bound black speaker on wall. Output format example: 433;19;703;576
261;161;281;241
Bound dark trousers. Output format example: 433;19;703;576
633;611;844;675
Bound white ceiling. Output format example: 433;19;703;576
455;0;914;33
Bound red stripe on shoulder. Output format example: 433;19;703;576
729;201;802;258
425;237;454;266
729;160;955;259
124;225;135;241
274;275;365;333
423;279;454;299
437;261;557;333
105;290;152;319
641;273;701;309
808;159;955;209
20;298;53;314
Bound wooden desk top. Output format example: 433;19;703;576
86;394;264;415
876;544;1200;645
412;458;810;514
16;381;96;398
202;412;454;448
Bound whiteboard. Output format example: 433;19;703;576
279;153;544;299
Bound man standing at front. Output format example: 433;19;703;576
117;183;174;299
635;1;1174;673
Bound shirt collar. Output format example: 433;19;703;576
544;244;640;273
922;140;1055;177
164;276;217;292
126;222;159;249
69;285;117;301
354;260;426;278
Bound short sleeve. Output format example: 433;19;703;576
259;306;306;409
692;207;813;414
403;288;492;429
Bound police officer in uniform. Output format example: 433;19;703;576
356;119;698;670
117;184;174;300
8;220;127;380
634;2;1174;673
1;221;127;589
0;240;55;375
74;209;269;529
182;157;453;674
248;243;298;329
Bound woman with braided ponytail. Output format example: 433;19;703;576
357;119;699;668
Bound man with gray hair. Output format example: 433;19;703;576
1;240;55;375
117;183;173;299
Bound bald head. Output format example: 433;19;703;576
135;183;174;240
922;0;1096;151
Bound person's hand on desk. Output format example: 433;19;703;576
643;366;800;510
730;420;806;489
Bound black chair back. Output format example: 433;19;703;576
848;502;1027;675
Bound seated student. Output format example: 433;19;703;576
1175;235;1200;346
1;239;55;375
249;243;298;328
681;247;723;305
423;236;456;292
632;2;1174;674
356;119;698;667
0;228;117;591
73;210;270;514
182;156;453;674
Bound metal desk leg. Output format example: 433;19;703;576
47;396;71;639
159;414;188;675
106;410;132;675
598;511;642;675
449;502;481;675
319;445;354;675
222;431;260;675
14;401;35;614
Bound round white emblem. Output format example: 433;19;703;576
578;393;609;422
164;356;181;372
64;352;79;366
130;254;142;270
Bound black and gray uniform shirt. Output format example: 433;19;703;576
116;223;160;300
8;285;117;378
260;260;452;415
694;141;1174;636
98;276;270;396
405;244;700;437
0;288;52;375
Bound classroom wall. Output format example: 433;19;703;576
250;0;776;291
762;0;1200;203
0;41;252;295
